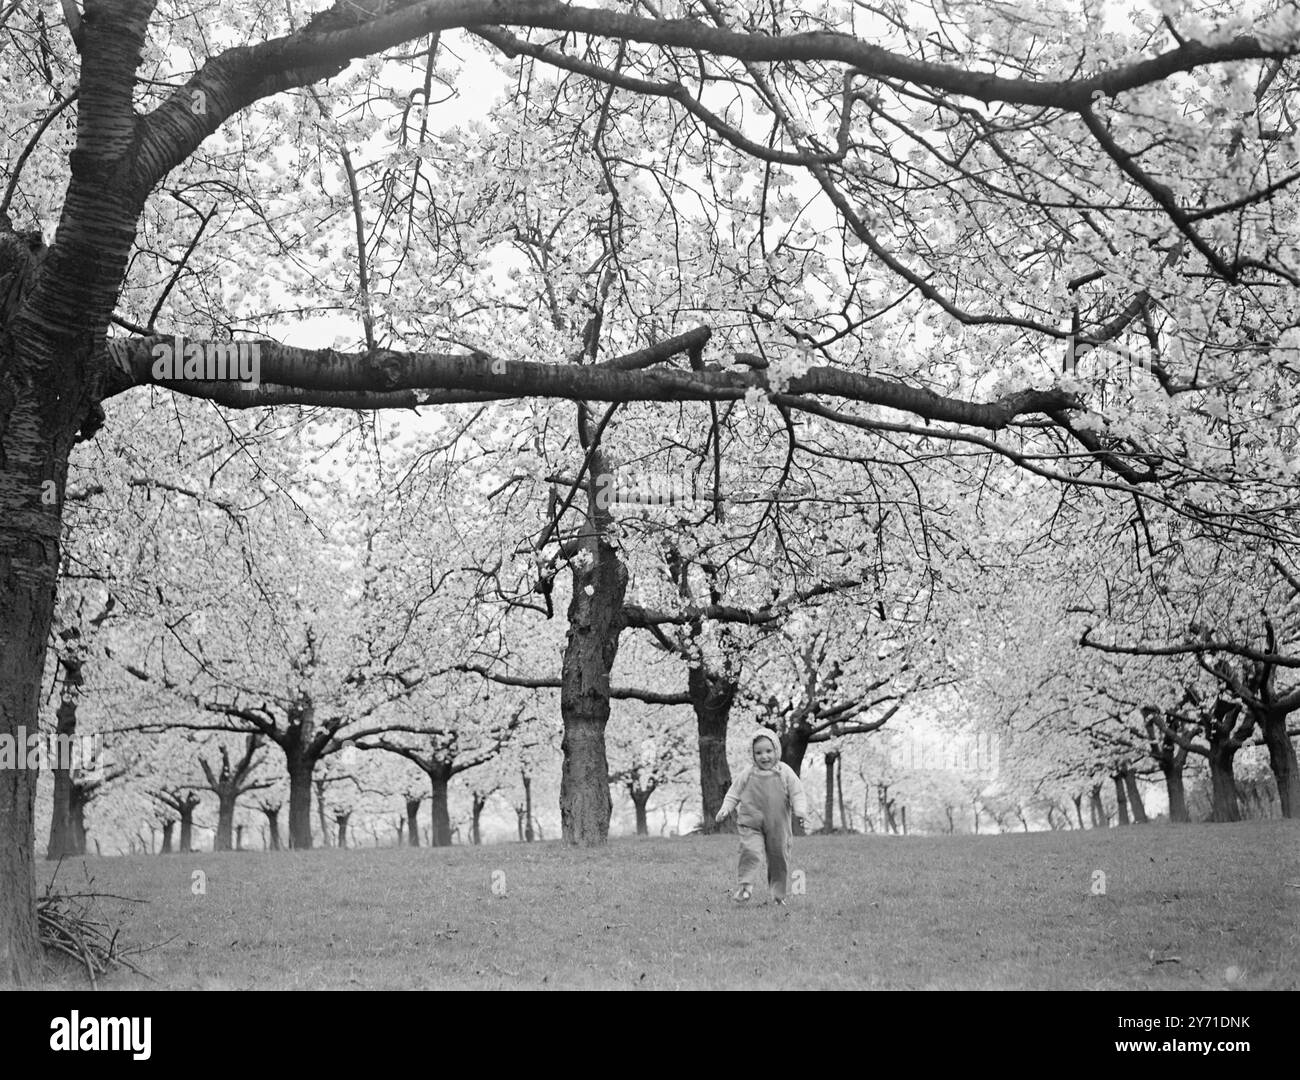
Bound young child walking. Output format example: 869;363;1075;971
715;733;808;904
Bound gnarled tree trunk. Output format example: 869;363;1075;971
1256;707;1299;819
1207;741;1243;822
1159;759;1189;823
1;0;166;975
558;471;626;844
1;330;83;979
690;665;735;835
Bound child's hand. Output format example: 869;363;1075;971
714;808;728;823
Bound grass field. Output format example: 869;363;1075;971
36;820;1300;990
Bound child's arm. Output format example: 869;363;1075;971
783;764;809;823
715;769;749;822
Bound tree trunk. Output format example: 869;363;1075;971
1112;774;1130;825
780;727;810;775
0;520;51;979
782;728;811;835
900;805;907;835
1207;742;1242;822
262;806;282;851
215;793;236;852
837;757;848;830
516;808;525;842
471;794;486;845
335;812;350;849
1089;783;1106;828
1160;762;1189;823
1072;792;1085;830
879;784;897;834
630;789;651;836
429;773;452;847
822;751;838;833
0;349;72;979
161;820;175;854
558;512;626;845
46;697;80;859
178;803;195;853
315;777;331;847
1204;700;1249;823
1256;708;1300;819
1122;769;1148;824
689;664;735;834
405;797;421;847
2;5;177;964
235;824;244;851
58;784;91;857
286;749;314;850
523;773;534;842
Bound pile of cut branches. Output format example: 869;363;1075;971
39;862;154;988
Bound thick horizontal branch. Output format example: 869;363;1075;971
102;333;1078;432
132;0;1298;201
241;1;1300;111
457;663;690;705
1080;627;1300;669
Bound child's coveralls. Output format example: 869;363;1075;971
719;761;807;900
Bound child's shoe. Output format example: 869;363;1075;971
772;897;787;906
732;884;752;903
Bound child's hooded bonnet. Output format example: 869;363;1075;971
751;732;780;767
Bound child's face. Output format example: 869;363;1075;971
753;739;778;769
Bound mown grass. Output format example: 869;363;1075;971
36;820;1300;990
